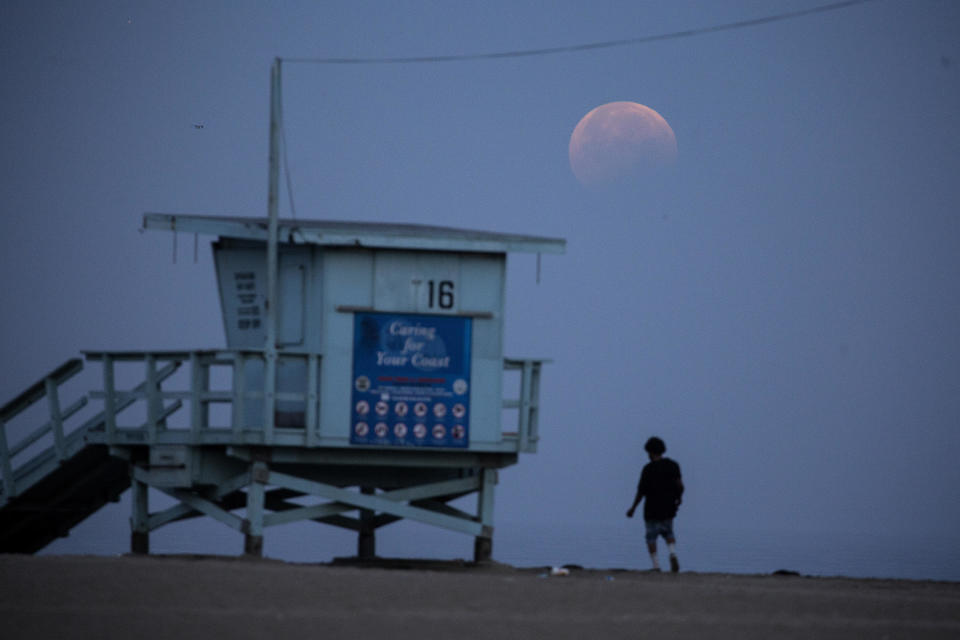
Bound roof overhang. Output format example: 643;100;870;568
143;213;566;255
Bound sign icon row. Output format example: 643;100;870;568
355;400;466;420
355;377;469;396
354;422;466;440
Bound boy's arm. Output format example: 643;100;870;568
626;485;644;518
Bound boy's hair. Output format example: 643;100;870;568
644;436;666;455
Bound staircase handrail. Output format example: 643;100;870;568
0;359;83;422
0;359;84;501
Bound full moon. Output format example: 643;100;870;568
569;101;678;187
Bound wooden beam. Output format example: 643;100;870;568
267;471;484;537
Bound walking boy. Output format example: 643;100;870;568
626;436;684;572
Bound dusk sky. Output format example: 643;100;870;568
2;1;959;573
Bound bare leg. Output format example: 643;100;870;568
647;541;660;570
666;537;679;572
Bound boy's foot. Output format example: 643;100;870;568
669;554;680;573
647;567;661;573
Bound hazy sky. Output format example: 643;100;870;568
2;1;959;564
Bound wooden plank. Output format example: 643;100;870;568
380;476;481;503
231;352;245;440
476;468;497;528
84;350;196;361
142;213;567;255
0;416;14;500
144;470;251;530
519;361;533;450
226;445;517;470
103;354;116;440
263;501;354;528
244;462;267;540
528;362;542;447
267;471;484;537
137;400;182;429
305;353;318;447
260;476;481;528
167;489;245;532
44;378;65;461
190;353;202;442
145;355;159;441
147;502;198;530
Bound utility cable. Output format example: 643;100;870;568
284;0;878;65
275;0;877;220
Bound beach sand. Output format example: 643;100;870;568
1;554;958;639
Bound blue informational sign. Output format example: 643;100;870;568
351;312;471;448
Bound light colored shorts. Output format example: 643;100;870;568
645;519;675;543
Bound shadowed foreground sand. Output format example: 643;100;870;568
1;554;958;639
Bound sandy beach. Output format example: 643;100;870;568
0;554;957;639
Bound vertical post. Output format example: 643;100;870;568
474;468;497;563
45;377;65;461
232;351;246;441
145;354;159;442
358;486;376;559
0;417;15;500
190;352;201;441
263;57;282;444
244;460;268;556
103;354;116;440
528;362;541;445
189;353;209;442
306;353;319;447
199;357;210;431
518;360;533;450
130;469;149;554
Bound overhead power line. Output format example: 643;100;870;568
284;0;878;65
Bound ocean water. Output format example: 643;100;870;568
372;520;960;582
490;521;960;582
42;501;960;582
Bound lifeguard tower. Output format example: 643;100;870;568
0;59;565;561
0;214;564;560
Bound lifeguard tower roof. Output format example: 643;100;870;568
143;213;566;255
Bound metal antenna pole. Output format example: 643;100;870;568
263;57;282;441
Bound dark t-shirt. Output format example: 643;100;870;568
637;457;683;521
